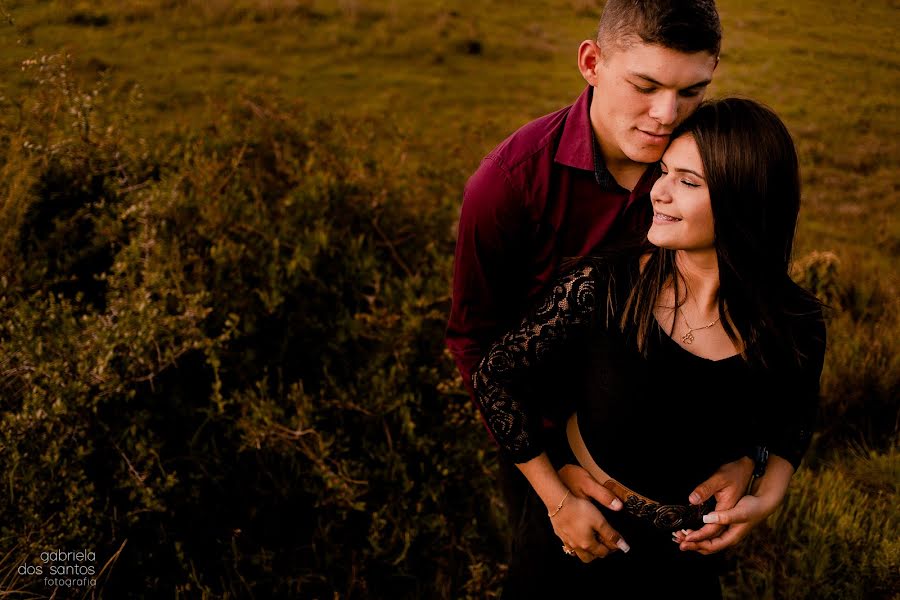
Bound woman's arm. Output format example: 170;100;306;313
470;260;601;463
763;312;827;472
674;454;794;554
677;307;827;553
470;259;628;560
517;452;630;562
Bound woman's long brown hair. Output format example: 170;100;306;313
618;98;822;368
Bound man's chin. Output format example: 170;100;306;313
625;146;666;165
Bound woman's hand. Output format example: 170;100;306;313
673;454;795;554
515;454;629;563
680;455;754;545
555;464;631;562
550;493;629;562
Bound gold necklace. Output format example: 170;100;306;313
680;309;720;345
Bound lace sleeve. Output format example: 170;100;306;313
471;260;603;464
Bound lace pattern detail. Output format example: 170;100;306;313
471;261;601;462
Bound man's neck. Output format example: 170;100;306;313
590;125;649;192
603;158;648;192
587;88;652;191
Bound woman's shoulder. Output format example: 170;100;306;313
554;254;638;324
558;252;639;283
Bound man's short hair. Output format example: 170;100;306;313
597;0;722;57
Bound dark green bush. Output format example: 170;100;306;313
0;54;505;599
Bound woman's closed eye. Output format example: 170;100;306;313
660;166;701;188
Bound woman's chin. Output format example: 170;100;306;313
646;230;668;248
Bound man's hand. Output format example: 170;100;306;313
673;454;795;554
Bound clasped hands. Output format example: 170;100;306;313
553;456;790;563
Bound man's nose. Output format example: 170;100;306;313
649;92;678;126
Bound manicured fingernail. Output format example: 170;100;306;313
616;539;630;553
611;499;623;510
671;535;680;543
689;493;701;504
703;513;719;524
680;529;690;535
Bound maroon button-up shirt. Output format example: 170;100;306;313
446;85;659;409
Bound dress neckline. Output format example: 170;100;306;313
653;317;742;364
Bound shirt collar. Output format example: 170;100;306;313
592;134;621;190
554;85;594;172
554;85;625;191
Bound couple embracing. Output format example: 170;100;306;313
446;1;826;597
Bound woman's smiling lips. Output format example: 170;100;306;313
653;211;682;224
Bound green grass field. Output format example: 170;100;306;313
0;1;896;598
2;0;897;264
4;1;898;212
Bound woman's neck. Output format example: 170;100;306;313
674;250;720;320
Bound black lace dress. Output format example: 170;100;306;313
471;255;826;592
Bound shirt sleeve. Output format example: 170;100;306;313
764;308;828;471
470;260;602;464
445;157;529;398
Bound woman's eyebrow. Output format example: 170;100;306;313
673;167;705;180
661;160;704;180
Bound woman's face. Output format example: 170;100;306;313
647;134;715;255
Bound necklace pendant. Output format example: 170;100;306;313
681;331;695;345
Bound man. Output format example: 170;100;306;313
447;1;772;597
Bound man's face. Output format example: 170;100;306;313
590;41;718;167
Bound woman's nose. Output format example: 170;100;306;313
650;177;672;204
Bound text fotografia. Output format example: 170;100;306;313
18;549;98;588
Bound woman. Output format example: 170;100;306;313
471;98;826;596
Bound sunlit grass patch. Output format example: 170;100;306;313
725;448;900;600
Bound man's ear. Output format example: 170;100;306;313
713;55;720;72
578;40;602;86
